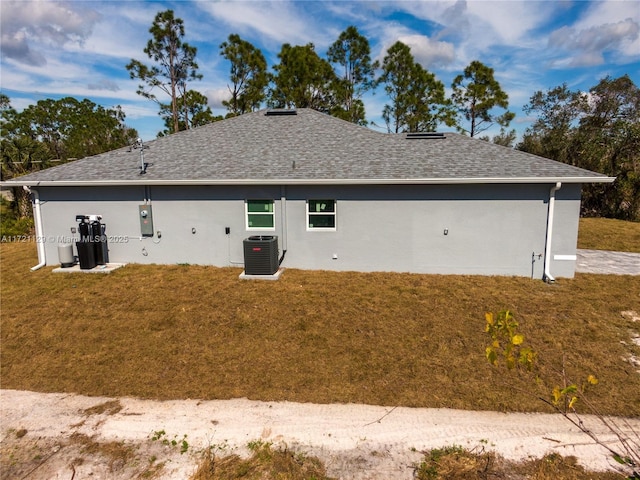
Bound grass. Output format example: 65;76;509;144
1;219;639;416
578;217;640;253
2;218;639;479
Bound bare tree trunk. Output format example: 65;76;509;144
13;187;32;219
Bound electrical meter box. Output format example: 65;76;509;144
139;204;154;237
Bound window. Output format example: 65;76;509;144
307;200;336;230
246;200;275;229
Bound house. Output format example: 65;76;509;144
2;108;614;279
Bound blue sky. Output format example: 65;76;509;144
1;0;638;141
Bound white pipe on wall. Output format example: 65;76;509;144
543;182;562;283
26;186;46;271
280;185;288;252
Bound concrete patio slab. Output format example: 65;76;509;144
52;263;126;274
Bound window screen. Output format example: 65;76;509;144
307;200;336;229
246;200;275;229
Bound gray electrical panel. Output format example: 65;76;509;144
139;204;154;237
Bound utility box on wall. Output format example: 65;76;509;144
243;236;279;275
139;205;154;237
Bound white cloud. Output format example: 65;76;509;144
204;88;230;109
71;12;148;61
2;50;141;103
1;52;87;88
1;29;46;67
196;1;322;49
397;34;455;68
119;102;158;121
372;22;408;61
574;0;640;28
465;1;551;45
0;0;101;66
398;1;552;49
5;96;37;113
549;18;639;67
372;17;455;68
547;0;640;67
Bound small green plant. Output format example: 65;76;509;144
208;440;230;454
0;196;34;238
485;309;640;479
178;436;189;454
247;439;269;451
484;310;536;371
150;430;189;454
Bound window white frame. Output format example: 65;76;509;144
246;199;275;230
306;199;336;231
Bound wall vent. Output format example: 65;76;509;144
265;109;297;116
405;132;446;139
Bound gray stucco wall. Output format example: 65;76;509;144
34;182;582;278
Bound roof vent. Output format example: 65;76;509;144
405;132;446;139
129;138;150;174
266;109;297;116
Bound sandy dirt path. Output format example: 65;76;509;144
1;389;638;479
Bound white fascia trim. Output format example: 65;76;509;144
1;176;616;187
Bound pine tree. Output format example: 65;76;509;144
126;10;202;134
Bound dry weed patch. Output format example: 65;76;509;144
69;433;137;471
191;441;333;480
509;453;625;480
188;443;625;480
414;448;624;480
82;399;123;416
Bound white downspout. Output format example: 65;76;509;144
543;182;562;283
26;186;46;271
279;185;288;265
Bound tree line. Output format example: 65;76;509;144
0;95;139;223
126;10;513;139
520;76;639;220
1;8;638;221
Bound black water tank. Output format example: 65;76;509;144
79;221;91;241
76;240;96;270
243;236;279;275
91;221;109;265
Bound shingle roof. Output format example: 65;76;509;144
4;108;613;186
